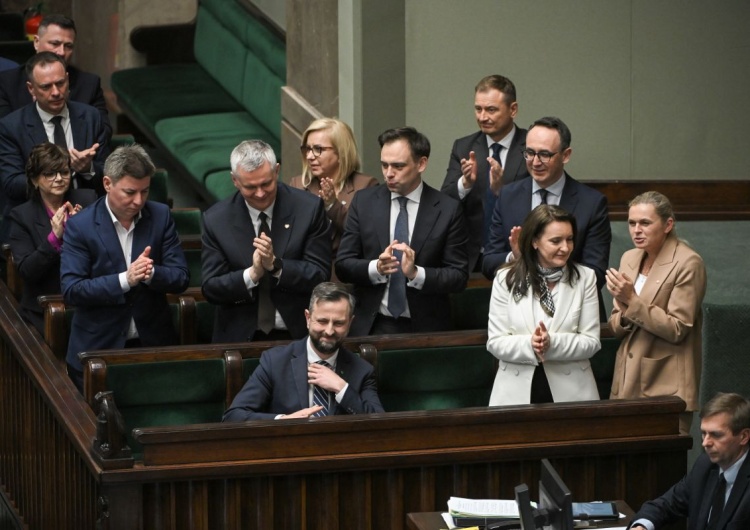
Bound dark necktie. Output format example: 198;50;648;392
50;116;68;149
483;143;503;245
388;196;409;318
538;188;549;205
311;360;332;417
707;474;726;530
256;212;275;334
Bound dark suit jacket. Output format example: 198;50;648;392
335;183;469;337
481;173;611;291
441;127;529;270
0;64;111;139
222;338;384;421
0;100;110;217
60;198;190;371
633;451;750;530
7;188;96;333
201;183;332;342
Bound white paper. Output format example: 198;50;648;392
447;496;521;517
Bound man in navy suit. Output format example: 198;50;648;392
61;144;189;392
0;14;111;138
201;140;331;343
336;127;469;336
442;75;530;272
223;282;384;421
630;392;750;530
482;117;610;316
0;51;109;242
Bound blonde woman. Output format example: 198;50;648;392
290;118;378;260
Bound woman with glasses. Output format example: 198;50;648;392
487;204;600;406
290;118;378;266
8;142;96;333
607;191;706;434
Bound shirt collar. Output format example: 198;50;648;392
306;336;338;368
722;447;748;484
391;180;424;204
485;125;517;151
36;103;69;124
532;172;566;197
104;195;142;227
244;201;275;224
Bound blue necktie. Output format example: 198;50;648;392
538;189;549;205
484;143;502;245
311;360;332;417
388;196;409;318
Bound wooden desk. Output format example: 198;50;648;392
407;500;634;530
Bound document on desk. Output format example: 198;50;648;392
447;496;522;517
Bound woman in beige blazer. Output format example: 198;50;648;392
290;118;378;267
607;191;706;434
487;205;601;406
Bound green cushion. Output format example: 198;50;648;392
149;170;169;205
196;300;216;344
111;64;241;131
154;111;280;186
241;52;283;137
376;346;495;412
171;208;203;237
450;286;491;330
242;357;261;384
204;170;238;201
184;248;202;288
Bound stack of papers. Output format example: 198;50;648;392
448;496;524;519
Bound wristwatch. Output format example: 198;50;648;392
269;257;282;275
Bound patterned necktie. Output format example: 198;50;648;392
538;188;549;205
388;196;409;318
256;212;274;334
484;143;503;245
311;360;332;417
707;474;726;530
51;116;68;149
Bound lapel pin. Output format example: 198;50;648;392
284;224;290;229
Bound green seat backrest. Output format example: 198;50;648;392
184;248;202;288
171;208;203;237
700;304;750;405
150;169;169;205
591;336;621;399
375;346;495;412
106;358;226;454
241;357;262;384
196;300;216;344
450;286;491;330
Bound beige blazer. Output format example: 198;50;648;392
609;235;706;410
289;172;379;254
487;265;601;406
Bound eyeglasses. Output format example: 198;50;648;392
300;145;336;158
41;170;72;181
522;149;559;164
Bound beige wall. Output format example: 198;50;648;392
400;0;750;187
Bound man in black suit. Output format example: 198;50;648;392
0;52;109;242
336;127;469;336
630;392;750;530
223;282;384;421
441;75;529;272
201;139;332;343
0;14;111;139
482;117;610;314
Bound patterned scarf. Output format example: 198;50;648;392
513;264;564;317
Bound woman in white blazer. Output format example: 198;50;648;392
487;205;600;406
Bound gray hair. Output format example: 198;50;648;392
104;144;155;184
230;140;277;174
308;282;355;317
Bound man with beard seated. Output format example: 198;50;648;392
222;282;385;421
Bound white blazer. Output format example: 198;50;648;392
487;264;601;406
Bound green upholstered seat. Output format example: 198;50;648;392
699;304;750;405
184;248;202;288
241;357;262;387
450;286;491;330
111;64;243;132
149;169;169;205
204;169;238;201
171;208;203;237
195;300;216;344
374;345;495;412
106;358;227;454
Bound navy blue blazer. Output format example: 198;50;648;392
633;451;750;530
335;182;469;337
481;173;611;291
201;183;332;342
223;338;384;421
441;128;529;270
0;100;110;215
60;198;190;371
7;188;96;333
0;64;111;139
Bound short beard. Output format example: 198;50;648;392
311;334;339;355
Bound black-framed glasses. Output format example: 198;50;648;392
521;148;559;164
300;145;336;158
41;169;72;181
